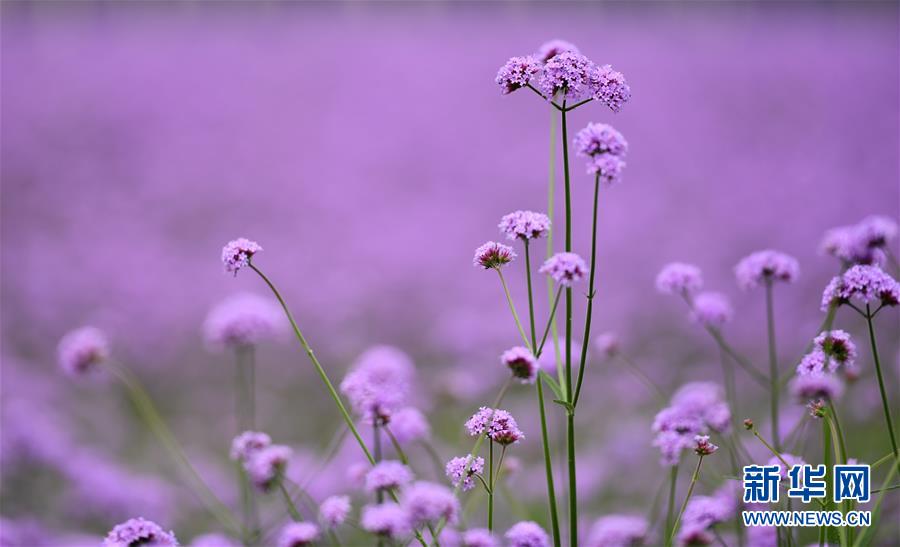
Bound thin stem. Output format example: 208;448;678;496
249;263;374;465
664;464;679;547
565;97;593;111
374;422;384;504
573;174;600;408
616;354;666;403
383;425;409;466
536;287;564;358
706;327;768;387
546;103;565;404
279;481;303;522
669;456;705;544
536;377;562;547
566;412;577;547
764;280;781;452
496;268;532;350
235;347;259;543
524;241;538;350
851;459;898;546
864;304;900;469
488;441;494;532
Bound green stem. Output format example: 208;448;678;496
524;241;538;350
383;425;409;466
617;354;666;403
279;481;303;521
536;288;564;358
706;327;768;387
235;346;259;544
374;422;384;504
664;464;679;547
765;280;781;451
536;377;562;547
669;456;705;544
864;305;900;469
497;268;532;350
852;459;898;546
822;418;835;545
573;174;600;408
825;410;849;547
488;441;494;532
249;263;374;465
566;412;577;547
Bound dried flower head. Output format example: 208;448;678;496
277;522;319;547
221;238;262;276
501;346;538;383
103;517;178;547
655;262;703;295
590;64;631;113
690;291;734;328
445;455;485;492
473;241;516;270
540;252;588;286
58;326;109;377
498;210;551;241
495;56;541;95
820;264;900;311
230;430;272;462
203;293;284;350
734;250;800;290
246;444;292;491
402;481;460;527
361;502;410;539
537;51;596;100
535;40;580;63
365;460;414;493
574;123;628;158
319;495;350;529
585;514;648;547
505;521;551;547
693;435;718;456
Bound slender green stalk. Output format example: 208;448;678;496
536;288;564;358
235;346;260;544
524;241;538;349
374;423;384;504
573;174;601;407
669;456;705;544
822;418;836;546
546;105;563;393
279;481;303;521
852;460;898;546
664;464;678;547
383;425;409;466
764;280;781;451
864;304;899;469
825;410;849;547
488;440;494;532
496;268;532;350
536;377;562;547
249;263;374;465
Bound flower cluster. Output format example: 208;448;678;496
445;455;485;492
791;329;855;414
689;291;734;328
495;56;541;95
574;122;628;183
203;292;285;350
389;407;431;444
277;522;320;547
365;460;414;493
462;528;498;547
361;502;410;539
58;326;109;377
540;252;587;286
103;517;178;547
651;382;730;466
498;210;551;241
820;264;900;311
585;514;649;547
230;430;291;491
319;495;351;529
820;215;897;266
693;434;718;456
676;484;739;545
655;262;703;296
501;346;539;383
465;407;525;445
221;237;262;276
505;521;551;547
473;241;516;270
339;345;416;423
402;481;460;527
734;249;799;290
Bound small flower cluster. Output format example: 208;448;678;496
676;483;739;545
221;237;262;276
574;122;628;183
103;517;178;547
820;264;900;312
318;495;351;529
651;382;730;466
498;210;551;241
689;291;734;328
465;407;525;445
445;455;485;492
340;345;416;423
505;521;551;547
655;262;703;296
203;292;285;350
501;346;539;383
585;514;649;547
230;430;291;491
58;326;109;377
277;521;320;547
358;477;461;541
791;329;857;414
540;252;588;287
820;215;897;266
734;249;800;290
365;460;414;493
473;241;517;270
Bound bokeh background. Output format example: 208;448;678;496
2;1;898;545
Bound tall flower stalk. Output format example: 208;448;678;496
765;280;781;451
864;304;899;468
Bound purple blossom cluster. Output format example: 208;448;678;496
734;249;800;290
655;262;703;296
365;460;413;493
585;514;649;547
318;495;351;529
203;292;285;350
339;345;416;423
57;326;109;377
689;291;734;328
276;522;319;547
498;210;551;241
221;237;262;276
501;346;539;383
820;215;897;266
445;455;485;491
473;241;517;270
676;484;739;545
820;264;900;311
505;520;551;547
465;407;525;445
790;329;858;413
652;382;730;465
103;517;178;547
574;122;628;183
230;430;291;491
540;252;587;286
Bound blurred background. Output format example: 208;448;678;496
1;1;898;545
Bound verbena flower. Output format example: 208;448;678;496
473;241;516;270
574;123;628;158
277;522;319;547
365;460;414;493
58;326;109;377
690;292;733;328
401;481;460;527
495;56;541;95
693;435;718;456
593;332;620;359
820;264;900;311
462;528;498;547
389;407;431;444
821;215;897;266
535;39;579;63
766;453;805;480
360;503;410;539
221;238;262;276
103;517;178;547
676;489;736;546
203;293;284;350
537;51;596;100
814;330;857;372
319;495;350;529
789;373;843;402
540;252;587;286
501;346;538;383
246;444;292;491
655;262;703;295
585;514;648;547
498;210;551;241
652;383;730;465
505;521;551;547
445;455;485;492
340;345;415;423
590;64;631;113
587;154;627;185
229;431;272;462
796;351;831;376
670;382;731;433
734;250;800;290
465;407;525;445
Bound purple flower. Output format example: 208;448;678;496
462;528;498;547
652;383;731;465
103;517;178;547
340;345;415;423
856;215;897;249
365;460;414;493
246;444;292;491
734;250;799;290
585;514;648;547
221;238;262;276
593;332;620;359
465;407;525;445
789;373;843;402
746;524;776;547
676;493;734;546
445;455;485;492
401;481;460;527
361;502;410;539
319;495;351;529
389;407;431;444
671;382;731;433
495;56;541;95
814;330;857;370
820;224;886;266
58;326;109;377
590;64;631;113
820;264;900;311
498;210;551;241
655;262;703;295
574;123;628;158
535;39;580;63
690;292;733;328
652;430;694;467
540;252;587;286
203;293;284;349
277;522;319;547
501;346;538;383
586;154;626;185
230;431;272;462
537;51;596;100
504;521;550;547
693;435;718;456
473;241;516;270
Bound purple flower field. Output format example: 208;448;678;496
1;2;898;546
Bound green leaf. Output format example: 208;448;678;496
538;371;564;401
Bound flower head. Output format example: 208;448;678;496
540;252;587;286
203;293;284;350
103;517;178;547
473;241;516;270
590;64;631;113
693;435;718;456
593;332;620;359
652;383;730;465
655;262;703;296
361;502;410;539
340;345;415;423
505;521;550;547
402;481;460;527
465;407;525;445
690;292;733;328
461;528;497;547
789;373;843;402
319;495;350;529
814;330;857;371
586;154;626;185
820;264;900;311
58;326;109;377
498;210;551;241
445;455;485;492
495;56;541;95
535;40;580;63
230;431;272;462
856;215;898;249
574;123;628;158
246;444;292;491
734;250;800;290
365;460;414;493
537;51;596;100
221;238;262;276
277;522;319;547
676;491;735;546
501;346;538;383
389;407;431;444
585;515;648;547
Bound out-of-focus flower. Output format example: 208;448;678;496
189;533;239;547
593;332;620;359
690;292;733;328
590;64;631;113
246;444;292;491
230;431;271;462
277;522;319;547
495;56;541;95
734;250;799;290
820;215;897;266
465;407;525;445
585;514;648;547
540;252;587;286
498;210;551;241
361;502;410;539
766;454;804;480
676;490;736;546
820;264;900;311
462;528;498;547
319;495;350;529
505;521;550;547
538;51;596;100
652;383;730;465
103;517;178;547
535;40;579;63
402;481;460;527
745;523;776;547
203;293;284;350
501;346;538;383
586;153;627;185
340;345;415;423
389;407;431;444
693;435;718;456
58;326;109;377
574;123;628;158
445;455;485;492
670;382;731;433
814;330;857;369
473;241;516;270
789;373;843;402
655;263;703;296
221;238;262;276
365;460;414;493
